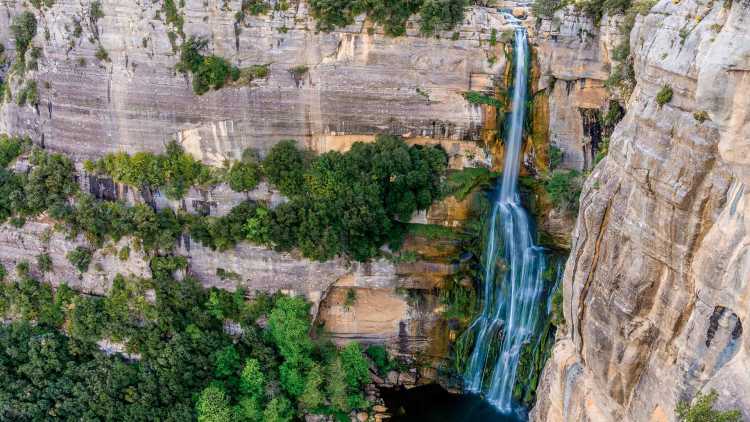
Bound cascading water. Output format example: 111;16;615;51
462;22;549;415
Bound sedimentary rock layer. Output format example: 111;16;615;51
532;1;750;420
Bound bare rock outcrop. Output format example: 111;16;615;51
0;1;510;160
532;0;750;420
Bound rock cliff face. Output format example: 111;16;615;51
532;0;750;420
0;0;511;363
0;0;509;160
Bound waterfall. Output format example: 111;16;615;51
463;24;549;414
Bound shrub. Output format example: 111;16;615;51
10;12;38;62
548;145;563;170
66;246;92;273
309;0;465;36
24;149;79;216
177;37;237;95
532;0;565;18
343;288;357;310
675;389;741;422
462;90;503;108
0;135;29;167
262;140;308;197
544;170;583;213
693;110;709;123
16;81;39;107
95;45;109;61
366;344;395;375
227;161;261;192
419;0;466;35
656;85;673;107
37;253;52;273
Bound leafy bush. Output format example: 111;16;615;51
37;253;52;273
544;170;583;213
462;90;503;108
16;80;39;107
177;37;237;95
24;148;79;216
676;389;741;422
10;11;38;63
262;140;308;197
366;344;396;375
419;0;466;36
66;246;92;272
532;0;564;18
228;161;261;192
0;134;29;167
443;167;497;200
656;85;673;107
309;0;465;36
693;110;709;123
89;140;215;199
548;145;563;170
163;0;184;37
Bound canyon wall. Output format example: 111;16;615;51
0;1;512;364
0;0;510;160
532;0;750;420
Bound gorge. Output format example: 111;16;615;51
0;0;749;421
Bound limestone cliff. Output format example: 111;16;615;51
0;0;519;364
532;0;750;420
0;0;509;160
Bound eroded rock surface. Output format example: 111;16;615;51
0;1;511;160
532;1;750;420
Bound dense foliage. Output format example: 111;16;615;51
262;136;447;261
0;262;374;421
177;37;239;95
544;170;583;213
85;140;217;199
308;0;466;36
0;134;446;263
10;11;37;65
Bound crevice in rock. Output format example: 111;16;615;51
579;108;602;170
705;305;726;348
576;182;620;363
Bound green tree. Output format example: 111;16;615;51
239;358;265;398
262;140;307;196
326;357;350;413
66;246;92;272
234;397;263;422
262;396;294;422
299;363;324;410
10;11;37;61
267;296;312;360
214;345;241;378
340;342;371;389
676;389;742;422
197;384;233;422
228;161;261;192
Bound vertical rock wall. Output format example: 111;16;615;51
532;0;750;420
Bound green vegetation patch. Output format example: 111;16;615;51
443;167;498;201
85;140;217;199
0;263;374;421
676;389;742;422
656;85;673;107
543;170;583;214
308;0;466;37
462;90;504;108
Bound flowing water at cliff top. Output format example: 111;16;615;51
460;24;553;417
